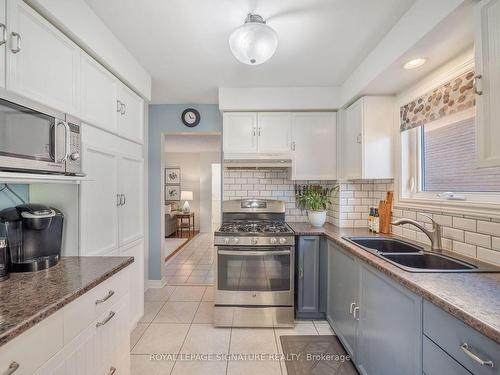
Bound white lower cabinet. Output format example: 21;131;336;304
0;311;63;375
1;269;131;375
119;240;145;330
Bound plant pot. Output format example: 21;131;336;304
308;210;327;227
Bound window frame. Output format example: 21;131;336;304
395;56;500;218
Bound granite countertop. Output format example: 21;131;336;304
289;222;500;344
0;256;133;348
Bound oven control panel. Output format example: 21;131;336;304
214;236;295;246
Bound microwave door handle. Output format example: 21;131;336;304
61;121;71;161
218;250;291;256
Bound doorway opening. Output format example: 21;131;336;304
161;133;221;285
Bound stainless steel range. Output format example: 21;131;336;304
214;199;295;327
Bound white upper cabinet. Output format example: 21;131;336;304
339;96;394;180
257;112;292;153
81;53;118;134
0;0;6;88
223;112;258;154
291;112;337;180
475;0;500;167
6;0;80;115
117;84;144;143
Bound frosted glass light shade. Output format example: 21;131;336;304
229;15;278;65
180;191;193;201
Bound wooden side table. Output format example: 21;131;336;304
176;212;195;238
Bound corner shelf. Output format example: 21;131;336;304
0;172;90;184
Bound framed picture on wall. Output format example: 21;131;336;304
165;185;181;201
165;168;181;184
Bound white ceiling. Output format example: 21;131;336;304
164;135;221;153
362;1;474;96
84;0;416;104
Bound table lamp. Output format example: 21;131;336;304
180;190;193;213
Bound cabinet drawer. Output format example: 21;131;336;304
423;300;499;375
423;336;472;375
95;294;130;374
0;310;63;375
64;268;129;343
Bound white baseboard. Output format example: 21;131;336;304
146;277;167;289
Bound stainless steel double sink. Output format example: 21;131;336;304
344;237;498;273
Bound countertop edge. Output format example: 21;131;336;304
292;225;500;345
0;256;134;348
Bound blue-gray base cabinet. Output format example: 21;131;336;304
326;240;500;375
295;236;328;319
326;240;422;375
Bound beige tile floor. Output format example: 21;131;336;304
165;233;215;285
131;284;334;375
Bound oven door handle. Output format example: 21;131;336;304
218;250;291;256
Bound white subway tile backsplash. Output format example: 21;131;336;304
477;220;500;236
452;241;477;258
465;232;491;248
452;217;477;232
442;227;464;242
493;237;500;251
477;247;500;266
432;214;453;227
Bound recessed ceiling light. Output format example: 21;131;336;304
229;13;278;65
403;58;427;70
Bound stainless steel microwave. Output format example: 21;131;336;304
0;92;83;176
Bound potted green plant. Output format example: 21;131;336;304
295;184;338;227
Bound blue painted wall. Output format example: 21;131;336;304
0;184;29;210
148;104;222;280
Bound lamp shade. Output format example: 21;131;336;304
229;14;278;65
180;191;193;201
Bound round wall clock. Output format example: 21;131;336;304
181;108;201;127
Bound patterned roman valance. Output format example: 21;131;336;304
400;70;476;132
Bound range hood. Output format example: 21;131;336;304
223;158;292;169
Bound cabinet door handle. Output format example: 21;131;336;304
116;194;122;206
291;141;296;151
10;32;21;53
120;194;126;205
0;24;7;46
252;127;256;137
349;302;356;314
258;127;261;136
299;267;304;279
116;100;122;112
95;290;115;305
353;306;360;320
121;102;126;115
2;362;19;375
460;343;494;367
96;311;115;327
356;134;362;144
474;74;483;96
108;366;117;375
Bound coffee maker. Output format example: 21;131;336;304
0;204;64;272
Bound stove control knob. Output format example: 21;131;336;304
233;237;240;244
269;237;278;245
279;238;287;245
224;238;230;245
251;238;258;245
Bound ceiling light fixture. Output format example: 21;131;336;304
403;58;427;70
229;14;278;65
